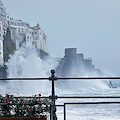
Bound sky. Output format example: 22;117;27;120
2;0;120;76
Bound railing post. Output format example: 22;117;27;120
49;69;57;120
64;104;66;120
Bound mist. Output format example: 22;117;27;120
2;45;59;96
0;45;109;96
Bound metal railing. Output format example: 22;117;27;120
0;69;120;120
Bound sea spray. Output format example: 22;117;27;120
56;65;109;90
1;45;109;96
4;45;59;96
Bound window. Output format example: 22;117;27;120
18;28;20;32
0;8;2;12
24;37;26;41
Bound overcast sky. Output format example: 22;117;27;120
2;0;120;76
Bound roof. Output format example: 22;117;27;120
32;23;41;30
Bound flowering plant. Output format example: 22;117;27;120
0;94;51;118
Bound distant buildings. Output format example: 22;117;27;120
0;0;49;67
0;0;6;66
0;21;4;66
7;16;49;56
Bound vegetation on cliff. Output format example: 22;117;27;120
3;27;16;62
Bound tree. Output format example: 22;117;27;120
3;27;16;62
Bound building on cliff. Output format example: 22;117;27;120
0;0;49;67
7;15;49;58
0;0;6;67
0;21;4;66
56;48;102;77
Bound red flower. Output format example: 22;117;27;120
6;98;9;103
6;94;10;98
16;98;18;100
28;109;31;112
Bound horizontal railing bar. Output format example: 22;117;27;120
64;101;120;105
57;96;120;99
0;77;120;80
0;78;49;80
15;96;49;98
57;77;120;80
56;105;64;107
0;77;120;81
1;96;120;99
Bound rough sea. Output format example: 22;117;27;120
56;86;120;120
2;45;120;120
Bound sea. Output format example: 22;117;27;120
56;86;120;120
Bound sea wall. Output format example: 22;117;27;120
0;65;7;79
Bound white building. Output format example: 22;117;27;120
7;16;49;55
0;0;49;66
0;0;6;66
31;23;49;54
0;0;6;22
0;21;4;66
7;15;30;49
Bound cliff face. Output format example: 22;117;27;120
56;48;102;77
